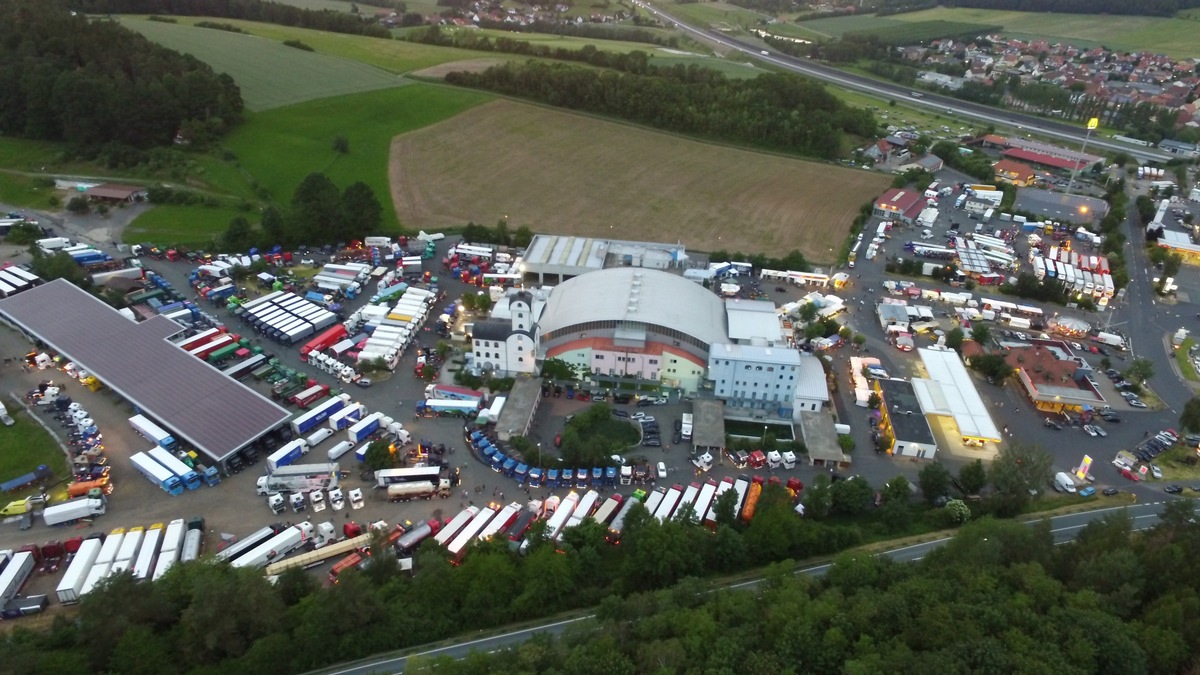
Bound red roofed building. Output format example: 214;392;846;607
872;188;925;224
993;159;1037;186
1002;148;1087;171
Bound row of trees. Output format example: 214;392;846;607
941;0;1197;17
445;62;877;161
0;1;244;150
475;18;678;47
416;510;1200;674
220;172;384;251
77;0;392;37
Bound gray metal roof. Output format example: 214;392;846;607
539;268;727;346
724;299;784;344
0;280;289;461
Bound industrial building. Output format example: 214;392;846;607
1014;189;1108;224
1004;341;1107;412
873;378;938;459
0;280;289;467
517;235;688;284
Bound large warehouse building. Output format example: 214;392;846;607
0;280;290;467
539;268;728;395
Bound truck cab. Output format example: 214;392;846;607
268;494;285;515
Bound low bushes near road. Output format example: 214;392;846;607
1175;338;1199;382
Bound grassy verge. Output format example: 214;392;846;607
0;401;72;502
1175;339;1198;382
0;172;61;210
123;204;248;248
224;84;491;232
1155;444;1200;481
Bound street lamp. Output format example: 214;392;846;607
1064;117;1100;200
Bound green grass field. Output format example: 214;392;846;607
802;8;1200;58
661;1;770;30
846;20;1000;45
121;17;409;110
265;0;390;13
123;204;248;247
0;405;71;502
0;173;60;210
223;84;490;232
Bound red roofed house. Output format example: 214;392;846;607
872;188;925;224
993;159;1037;187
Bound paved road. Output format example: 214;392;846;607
313;499;1195;674
635;1;1169;164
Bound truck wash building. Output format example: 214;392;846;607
911;347;1003;457
872;378;939;459
0;279;290;468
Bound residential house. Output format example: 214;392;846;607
993;158;1037;187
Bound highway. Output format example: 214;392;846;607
633;1;1170;164
312;501;1190;674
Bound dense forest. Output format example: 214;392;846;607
0;1;243;151
75;0;392;38
9;501;1200;673
445;61;878;160
419;510;1200;674
935;0;1200;16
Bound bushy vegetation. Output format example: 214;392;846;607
938;0;1197;17
845;20;1000;45
444;60;876;161
0;1;243;150
557;403;641;467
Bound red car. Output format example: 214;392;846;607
554;433;562;448
1120;468;1141;482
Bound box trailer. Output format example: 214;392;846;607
0;550;34;603
705;478;735;527
290;384;331;408
266;440;310;472
374;466;442;488
348;412;385;443
56;538;102;604
434;507;480;547
130;451;184;496
43;497;107;526
327;403;365;431
132;524;163;581
230;522;315;569
148;447;201;491
447;507;497;562
113;526;144;565
80;562;112;597
291;395;350;436
128;414;177;450
424;383;486;403
213;525;281;563
152;519;186;582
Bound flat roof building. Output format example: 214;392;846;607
1014;188;1108;224
873;378;938;459
707;343;801;416
519;235;688;283
0;280;289;465
724;299;784;345
913;348;1003;446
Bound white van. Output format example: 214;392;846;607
1053;472;1077;494
921;229;934;240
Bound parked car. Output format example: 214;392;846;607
1129;400;1148;409
1102;487;1120;496
656;462;667;479
636;398;654;407
354;378;372;388
1044;418;1063;430
612;410;630;418
1078;486;1096;497
1092;425;1107;437
631;413;654;422
1151;465;1163;479
1164;485;1184;494
1082;425;1098;437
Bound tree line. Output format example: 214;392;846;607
939;0;1198;17
75;0;392;38
445;61;877;160
219;172;384;251
415;509;1200;674
0;1;243;151
474;18;678;47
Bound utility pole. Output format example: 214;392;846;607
1064;117;1100;199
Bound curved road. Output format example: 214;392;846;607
313;501;1193;675
634;1;1170;164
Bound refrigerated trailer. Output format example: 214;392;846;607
433;507;479;546
230;522;315;569
130;452;184;496
132;524;163;581
56;538;101;604
129;414;176;450
152;519;186;581
214;525;281;563
148;447;201;491
447;507;497;562
0;550;34;603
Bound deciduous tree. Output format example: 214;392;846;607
918;462;952;504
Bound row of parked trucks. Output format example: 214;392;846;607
229;290;339;346
55;517;203;604
470;431;625;488
266;404;409;473
339;286;438;370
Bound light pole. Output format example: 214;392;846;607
1064;117;1100;199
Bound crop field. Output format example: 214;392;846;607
390;100;889;260
121;17;408;110
846;20;1000;45
224;85;490;232
802;8;1200;58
